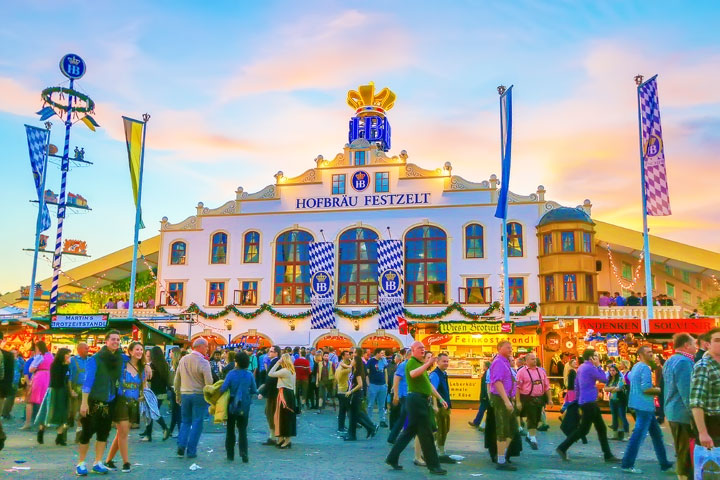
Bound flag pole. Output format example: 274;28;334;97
127;114;150;319
635;74;654;332
27;122;52;318
497;85;511;323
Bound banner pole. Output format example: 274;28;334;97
49;79;75;315
635;76;654;333
128;115;149;319
27;123;52;318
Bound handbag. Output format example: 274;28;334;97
694;444;720;480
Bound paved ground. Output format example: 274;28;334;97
0;401;678;479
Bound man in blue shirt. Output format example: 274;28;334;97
621;345;674;474
663;333;697;480
613;292;626;306
366;349;388;427
76;330;123;476
388;349;411;443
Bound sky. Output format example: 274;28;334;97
1;0;719;294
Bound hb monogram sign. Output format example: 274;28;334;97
309;242;336;329
377;239;403;330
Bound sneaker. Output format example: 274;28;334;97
177;447;185;457
604;456;621;463
121;463;131;473
428;467;448;475
537;424;550;432
661;462;675;472
621;467;643;474
524;436;538;450
91;463;110;474
76;464;88;476
105;461;118;471
467;421;477;428
384;459;403;470
496;463;517;471
139;436;151;442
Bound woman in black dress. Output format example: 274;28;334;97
35;348;71;445
140;346;170;441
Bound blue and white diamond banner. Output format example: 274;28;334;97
377;239;403;330
25;125;51;232
309;242;336;329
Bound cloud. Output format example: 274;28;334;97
219;10;415;101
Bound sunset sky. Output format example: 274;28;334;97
1;1;719;293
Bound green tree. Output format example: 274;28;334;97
700;296;720;316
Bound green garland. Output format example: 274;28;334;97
41;87;95;114
156;301;537;321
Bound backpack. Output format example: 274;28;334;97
0;349;15;396
228;394;245;416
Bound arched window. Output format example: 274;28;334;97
506;222;523;257
405;226;447;304
210;232;227;264
244;231;260;263
170;241;186;265
338;228;378;305
274;230;314;305
464;224;484;258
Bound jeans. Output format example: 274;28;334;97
558;401;613;458
472;400;488;426
386;393;440;470
177;393;207;456
621;410;672;469
367;383;387;422
609;399;629;432
225;412;249;459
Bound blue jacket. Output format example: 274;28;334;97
663;353;693;424
221;369;258;415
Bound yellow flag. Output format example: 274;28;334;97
123;116;145;228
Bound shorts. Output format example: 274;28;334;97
79;400;115;444
113;396;140;424
490;393;518;442
520;394;545;429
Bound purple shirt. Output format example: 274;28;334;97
575;362;606;405
489;355;516;397
598;295;612;307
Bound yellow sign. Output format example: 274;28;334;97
419;333;540;347
449;378;481;401
438;321;512;335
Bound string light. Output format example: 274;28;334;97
606;245;645;291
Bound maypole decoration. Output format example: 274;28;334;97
39;54;98;315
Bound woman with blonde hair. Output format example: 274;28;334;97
268;353;296;448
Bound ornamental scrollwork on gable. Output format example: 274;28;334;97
239;184;277;200
201;200;237;216
282;168;318;185
316;153;348;168
506;191;539;203
402;163;444;179
448;175;492;191
162;215;198;231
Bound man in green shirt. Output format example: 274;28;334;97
385;341;448;476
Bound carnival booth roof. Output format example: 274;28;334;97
38;318;179;344
537;207;593;227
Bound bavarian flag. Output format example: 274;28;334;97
123;116;146;229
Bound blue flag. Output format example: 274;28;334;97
25;125;51;232
494;86;513;219
36;107;56;121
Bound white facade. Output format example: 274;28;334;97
156;139;579;348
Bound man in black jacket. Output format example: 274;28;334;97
258;345;281;445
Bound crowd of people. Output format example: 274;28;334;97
103;298;155;309
598;291;677;307
0;326;718;478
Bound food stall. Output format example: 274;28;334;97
415;320;540;404
35;314;180;353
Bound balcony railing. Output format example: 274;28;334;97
598;306;687;319
99;308;159;318
458;286;493;305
